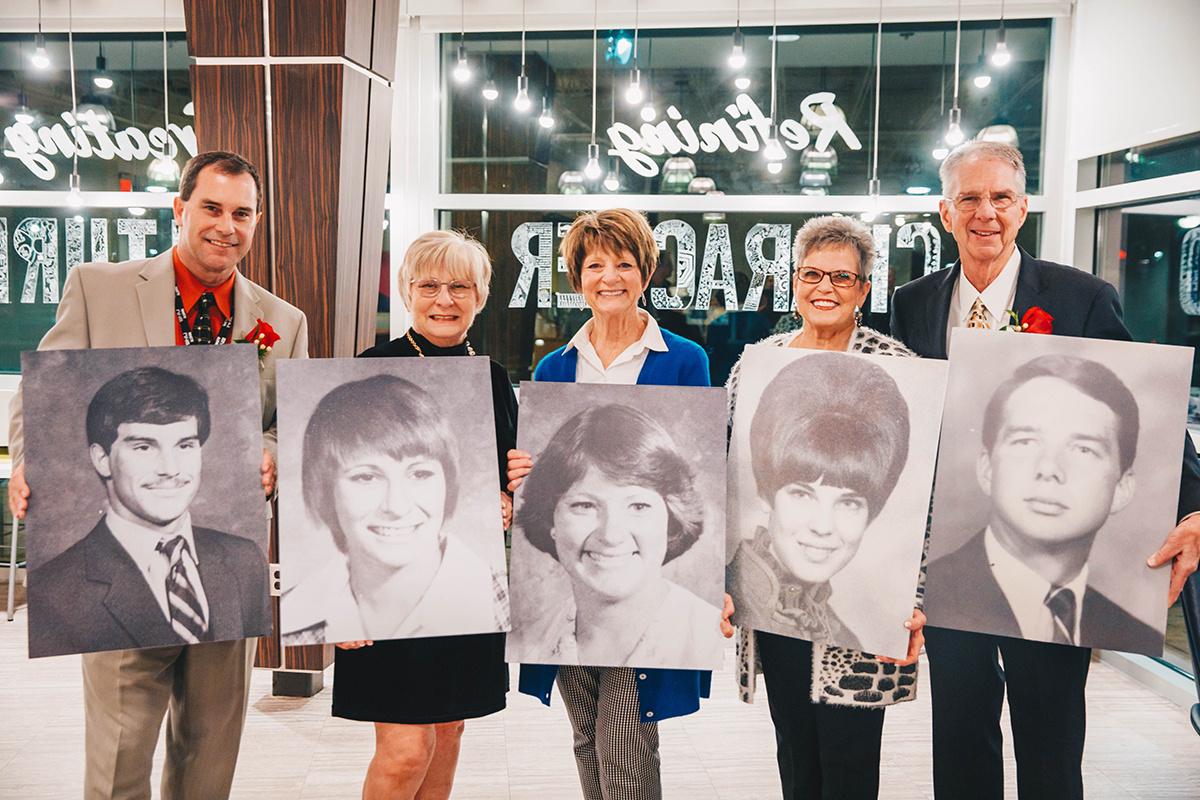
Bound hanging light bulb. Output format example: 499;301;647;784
626;69;643;104
584;143;602;180
861;178;882;222
453;44;471;82
992;1;1012;67
764;124;787;164
93;44;113;89
66;172;84;208
974;72;991;89
765;0;781;176
15;90;34;125
513;0;530;111
538;96;555;128
729;28;746;69
603;160;621;192
640;103;657;122
945;106;964;145
32;32;50;69
735;75;751;91
932;146;950;160
514;75;531;111
482;79;498;101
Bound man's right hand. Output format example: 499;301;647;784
7;462;28;519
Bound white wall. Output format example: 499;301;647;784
1069;0;1200;160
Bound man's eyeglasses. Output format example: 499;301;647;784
946;192;1023;212
796;267;864;288
411;279;476;299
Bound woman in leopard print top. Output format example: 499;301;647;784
725;216;926;800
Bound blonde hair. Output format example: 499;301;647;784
397;230;493;311
560;208;658;293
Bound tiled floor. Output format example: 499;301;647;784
1;600;1198;798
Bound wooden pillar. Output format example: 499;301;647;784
184;0;399;682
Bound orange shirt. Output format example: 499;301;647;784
172;247;235;346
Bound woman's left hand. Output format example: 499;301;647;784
720;593;736;638
878;608;926;666
501;492;513;529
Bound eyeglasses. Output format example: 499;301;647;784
795;267;864;288
946;192;1023;212
411;279;476;299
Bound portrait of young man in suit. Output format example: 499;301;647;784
7;150;308;800
925;354;1161;655
27;366;270;659
889;139;1200;800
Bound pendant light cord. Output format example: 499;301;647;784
952;0;962;109
872;0;882;183
590;0;597;146
68;0;78;177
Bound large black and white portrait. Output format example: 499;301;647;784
727;346;946;658
505;382;728;671
277;357;509;645
924;329;1193;655
21;345;269;658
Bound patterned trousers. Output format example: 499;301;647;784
556;665;662;800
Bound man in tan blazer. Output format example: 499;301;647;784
7;150;308;800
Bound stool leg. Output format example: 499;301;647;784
7;515;18;622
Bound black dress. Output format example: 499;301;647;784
331;329;517;724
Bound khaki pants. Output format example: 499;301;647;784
81;638;257;800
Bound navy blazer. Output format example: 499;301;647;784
925;531;1163;656
27;517;271;658
890;248;1200;521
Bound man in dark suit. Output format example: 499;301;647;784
890;139;1200;800
27;367;270;658
924;354;1161;655
8;151;307;800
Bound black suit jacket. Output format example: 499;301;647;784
890;247;1200;521
925;531;1163;656
27;517;271;658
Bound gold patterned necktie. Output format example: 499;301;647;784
967;297;990;329
156;536;211;643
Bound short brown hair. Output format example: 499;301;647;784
560;208;658;293
179;151;263;211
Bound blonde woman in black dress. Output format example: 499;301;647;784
333;230;517;799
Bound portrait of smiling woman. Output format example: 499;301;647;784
508;401;724;670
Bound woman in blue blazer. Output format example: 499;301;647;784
508;208;733;800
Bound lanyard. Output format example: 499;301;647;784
175;285;234;345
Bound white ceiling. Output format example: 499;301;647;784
1;0;1074;33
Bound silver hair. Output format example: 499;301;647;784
792;215;875;280
939;140;1027;197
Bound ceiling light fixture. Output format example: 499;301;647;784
764;0;785;174
992;0;1012;66
944;0;965;146
147;0;181;188
33;0;51;70
863;0;884;221
453;1;471;82
65;0;83;207
514;0;531;111
626;0;643;104
93;42;113;89
585;0;601;180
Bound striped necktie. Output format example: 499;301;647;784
192;292;216;345
1045;585;1077;646
967;297;990;329
156;536;211;643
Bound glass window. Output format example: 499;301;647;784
1095;194;1200;672
1094;132;1200;190
442;20;1052;197
440;208;1042;384
0;206;177;372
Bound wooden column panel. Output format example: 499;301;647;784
184;0;265;58
187;64;271;288
355;78;393;348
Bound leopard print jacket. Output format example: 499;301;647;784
727;325;926;708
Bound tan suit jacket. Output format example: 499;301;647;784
8;249;308;463
6;249;307;799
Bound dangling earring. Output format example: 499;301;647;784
855;306;863;326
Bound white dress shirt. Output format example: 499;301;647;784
984;526;1087;643
107;510;210;624
946;246;1022;352
568;309;668;385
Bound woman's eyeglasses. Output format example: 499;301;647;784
796;268;864;288
411;279;475;299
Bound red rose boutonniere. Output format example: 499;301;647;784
237;319;281;364
1000;306;1054;334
